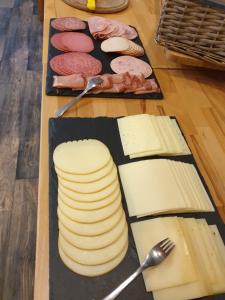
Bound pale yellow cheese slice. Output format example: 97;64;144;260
58;240;128;277
170;119;191;155
183;218;215;287
174;162;202;211
58;206;123;236
131;217;196;291
58;212;126;250
186;165;214;211
58;187;120;210
55;159;114;183
59;225;128;265
153;218;209;300
156;117;176;153
197;220;225;293
210;225;225;266
53;139;111;174
58;194;121;223
119;160;186;217
58;165;118;194
58;179;119;202
166;160;192;210
117;114;162;156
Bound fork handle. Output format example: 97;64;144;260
101;265;144;300
55;89;88;118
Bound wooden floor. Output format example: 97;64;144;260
0;0;43;299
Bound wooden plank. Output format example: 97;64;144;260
34;1;225;299
2;179;38;300
16;71;41;179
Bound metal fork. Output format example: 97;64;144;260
55;77;103;118
101;238;175;300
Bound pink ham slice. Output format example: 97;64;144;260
110;56;152;78
53;74;86;89
51;32;94;53
53;73;160;94
50;52;102;76
87;17;138;40
51;17;86;31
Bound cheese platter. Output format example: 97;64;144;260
49;116;225;300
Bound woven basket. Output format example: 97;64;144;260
156;0;225;65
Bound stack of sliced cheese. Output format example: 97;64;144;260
119;159;214;217
131;217;225;300
117;114;191;158
53;139;128;277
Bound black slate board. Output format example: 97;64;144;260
49;117;225;300
46;19;163;100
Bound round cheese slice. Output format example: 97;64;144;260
58;188;121;210
55;159;114;183
58;212;126;250
59;240;128;277
59;225;128;265
58;206;124;236
58;165;118;194
58;194;121;223
58;179;119;202
53;140;111;174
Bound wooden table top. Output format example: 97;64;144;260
34;1;225;299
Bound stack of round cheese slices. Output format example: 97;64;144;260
53;139;128;277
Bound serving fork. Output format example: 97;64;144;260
55;77;103;118
101;238;175;300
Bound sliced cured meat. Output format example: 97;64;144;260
87;16;138;40
52;73;160;94
101;37;144;57
110;56;152;78
51;32;94;53
53;74;86;89
87;16;108;35
51;17;86;31
50;52;102;76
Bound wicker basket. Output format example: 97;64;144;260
156;0;225;65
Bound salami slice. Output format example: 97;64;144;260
50;52;102;76
51;17;86;31
51;32;94;53
110;56;152;78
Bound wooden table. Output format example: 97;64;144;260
34;1;225;299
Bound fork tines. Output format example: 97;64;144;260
159;238;175;254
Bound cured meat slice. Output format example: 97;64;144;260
51;32;94;53
51;17;86;31
87;16;138;40
110;56;152;78
53;74;86;89
50;52;102;76
52;73;160;94
101;37;144;57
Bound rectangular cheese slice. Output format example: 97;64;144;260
131;217;197;291
119;160;186;216
170;119;191;155
117;114;162;156
153;218;210;300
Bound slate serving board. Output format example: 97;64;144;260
49;117;225;300
46;19;163;100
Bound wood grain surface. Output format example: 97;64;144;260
34;1;225;299
0;1;42;300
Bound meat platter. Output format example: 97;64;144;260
46;17;163;99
